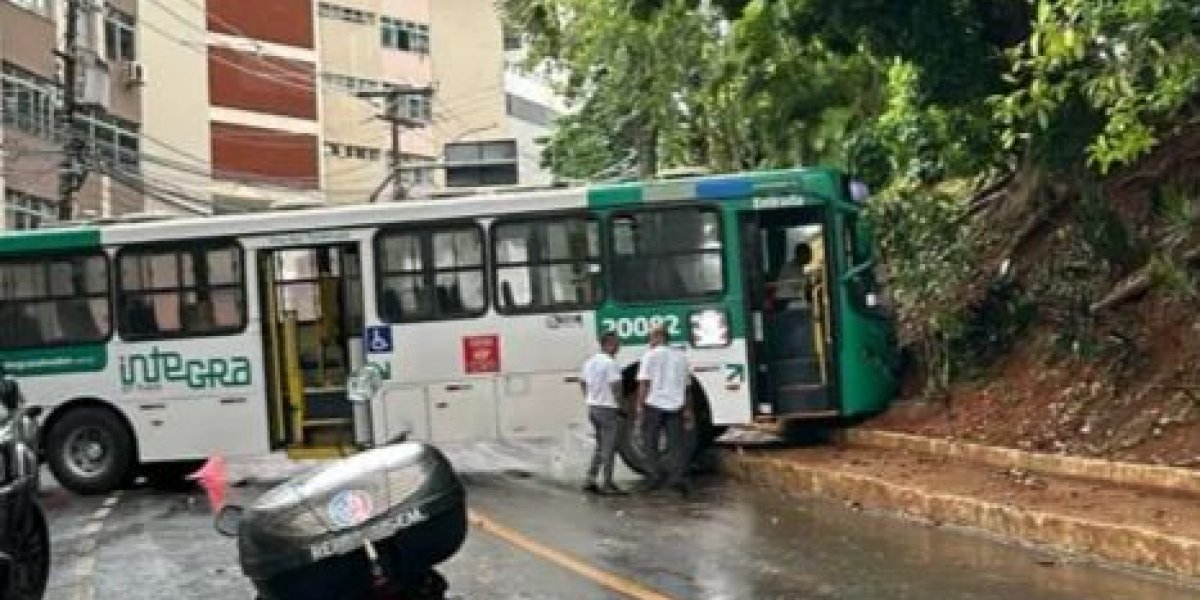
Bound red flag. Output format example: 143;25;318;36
189;455;228;511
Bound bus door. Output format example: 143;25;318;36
740;207;837;418
831;205;900;416
257;244;365;451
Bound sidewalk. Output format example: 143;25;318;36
722;429;1200;584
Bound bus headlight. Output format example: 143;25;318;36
690;310;730;348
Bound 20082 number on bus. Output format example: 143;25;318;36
601;315;682;340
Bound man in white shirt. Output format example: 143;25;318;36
580;332;626;495
636;324;692;495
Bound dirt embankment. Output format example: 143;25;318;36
875;290;1200;468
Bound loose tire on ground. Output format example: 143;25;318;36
616;381;718;476
46;406;135;495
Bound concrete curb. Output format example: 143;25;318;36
845;429;1200;495
725;452;1200;581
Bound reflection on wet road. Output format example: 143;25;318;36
454;469;1197;600
39;440;1200;599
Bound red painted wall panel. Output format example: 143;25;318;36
207;0;314;49
208;47;317;120
211;122;319;189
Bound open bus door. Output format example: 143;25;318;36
740;206;839;419
258;244;366;454
830;203;900;416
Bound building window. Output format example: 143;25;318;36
1;63;57;139
117;243;246;339
104;8;137;62
444;140;519;187
381;17;429;54
494;217;602;313
320;72;410;96
4;0;53;17
3;189;55;231
610;208;725;302
404;94;432;122
0;252;111;350
318;2;375;24
376;225;487;322
325;142;382;161
505;94;558;128
77;113;140;172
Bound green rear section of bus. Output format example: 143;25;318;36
586;168;898;420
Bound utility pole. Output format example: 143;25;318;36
56;0;87;222
357;85;434;202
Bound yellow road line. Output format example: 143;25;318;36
468;509;677;600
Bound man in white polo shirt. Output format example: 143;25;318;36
637;324;692;495
580;332;626;495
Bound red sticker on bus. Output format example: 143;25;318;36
463;335;501;374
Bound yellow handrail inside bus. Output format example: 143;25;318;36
281;311;306;445
263;257;286;445
812;281;828;384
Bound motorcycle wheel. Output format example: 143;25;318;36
5;502;50;600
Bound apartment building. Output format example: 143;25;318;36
501;27;566;187
155;0;515;207
2;0;535;228
1;0;168;230
317;0;514;200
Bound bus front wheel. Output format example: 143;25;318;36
46;407;135;496
616;386;717;477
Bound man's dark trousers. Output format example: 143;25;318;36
640;405;686;488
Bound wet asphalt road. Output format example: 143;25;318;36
37;438;1200;600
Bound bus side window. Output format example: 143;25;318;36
117;242;245;340
376;225;486;323
609;208;724;303
0;253;112;350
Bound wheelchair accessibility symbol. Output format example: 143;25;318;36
365;326;393;354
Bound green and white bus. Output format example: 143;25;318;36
0;168;897;494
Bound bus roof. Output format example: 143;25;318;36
586;167;841;207
0;167;841;254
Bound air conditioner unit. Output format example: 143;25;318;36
122;61;146;86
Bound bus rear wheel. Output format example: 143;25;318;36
46;407;135;496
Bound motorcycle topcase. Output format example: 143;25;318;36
235;442;467;600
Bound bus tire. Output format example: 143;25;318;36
46;407;135;496
616;381;715;477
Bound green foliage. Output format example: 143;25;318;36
851;60;1004;188
1074;189;1144;274
997;0;1200;172
511;0;1200;391
865;183;978;389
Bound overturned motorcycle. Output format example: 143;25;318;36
204;443;467;600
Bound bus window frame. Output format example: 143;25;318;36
114;239;249;342
490;211;604;316
606;204;728;306
373;220;490;324
0;249;115;351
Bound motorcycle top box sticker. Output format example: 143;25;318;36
328;490;375;529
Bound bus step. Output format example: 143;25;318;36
775;384;833;413
303;418;352;428
768;359;823;386
776;383;824;393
